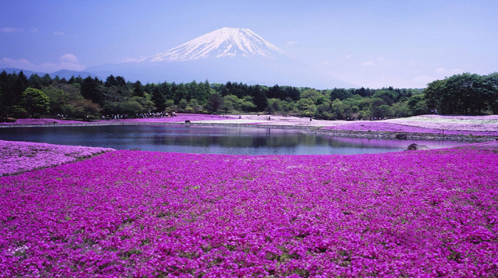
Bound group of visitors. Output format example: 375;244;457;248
99;112;179;120
101;114;129;120
136;112;176;118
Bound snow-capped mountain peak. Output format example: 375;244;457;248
139;27;290;62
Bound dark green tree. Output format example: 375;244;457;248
101;85;132;114
446;73;487;114
81;76;104;105
115;76;127;87
105;75;118;87
41;74;52;86
152;86;166;111
424;79;445;111
174;84;188;104
426;73;488;114
368;98;388;118
284;86;301;101
267;84;285;100
372;90;398;106
206;92;223;113
0;83;4;117
133;81;145;97
329;88;352;101
22;88;50;116
407;94;429;115
11;71;29;106
28;74;43;89
485;73;498;114
250;85;268;111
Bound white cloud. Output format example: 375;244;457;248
1;57;32;68
361;60;374;66
344;54;352;58
435;67;463;75
286;41;298;45
0;56;85;72
122;57;140;63
53;31;64;36
59;53;79;63
0;27;23;33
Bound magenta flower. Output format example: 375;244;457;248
1;140;497;276
0;140;114;176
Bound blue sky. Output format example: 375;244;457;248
0;0;496;88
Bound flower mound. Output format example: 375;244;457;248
0;140;114;176
0;118;85;125
0;114;236;126
323;121;498;136
1;145;497;276
101;114;236;124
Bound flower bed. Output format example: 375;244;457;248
0;140;114;176
0;118;85;125
393;114;498;122
386;115;498;132
100;114;236;123
1;144;497;276
0;114;236;126
323;121;498;136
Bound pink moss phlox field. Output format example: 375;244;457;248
1;144;498;277
100;114;236;123
323;121;498;136
0;118;85;125
0;140;114;176
422;115;498;121
0;114;236;126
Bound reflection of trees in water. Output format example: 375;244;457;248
148;129;387;149
0;125;462;152
152;133;303;148
328;135;462;149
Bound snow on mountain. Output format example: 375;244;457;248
139;27;291;62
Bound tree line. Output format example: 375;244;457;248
425;72;498;115
1;70;496;121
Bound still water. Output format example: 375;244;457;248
0;125;464;155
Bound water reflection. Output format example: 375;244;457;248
328;136;463;150
0;125;464;155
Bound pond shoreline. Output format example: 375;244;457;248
1;120;496;142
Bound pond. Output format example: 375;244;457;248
0;125;464;155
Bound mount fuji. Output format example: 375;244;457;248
140;27;290;62
88;27;355;88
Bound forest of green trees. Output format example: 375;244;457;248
0;70;496;121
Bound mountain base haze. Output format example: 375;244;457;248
87;57;354;88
